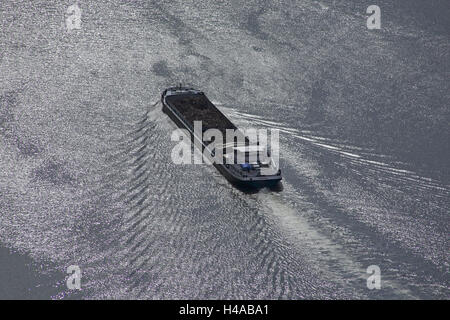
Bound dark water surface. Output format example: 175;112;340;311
0;1;448;299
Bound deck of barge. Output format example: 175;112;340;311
165;94;237;134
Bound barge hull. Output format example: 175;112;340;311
161;88;282;188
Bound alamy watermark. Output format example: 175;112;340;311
66;265;82;290
366;265;381;290
66;4;82;31
170;121;280;176
367;5;381;30
63;4;379;33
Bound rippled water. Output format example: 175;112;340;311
0;0;448;299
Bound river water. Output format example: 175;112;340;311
0;0;448;299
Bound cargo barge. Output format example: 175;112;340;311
161;86;282;188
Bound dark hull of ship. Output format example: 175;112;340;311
161;88;282;188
